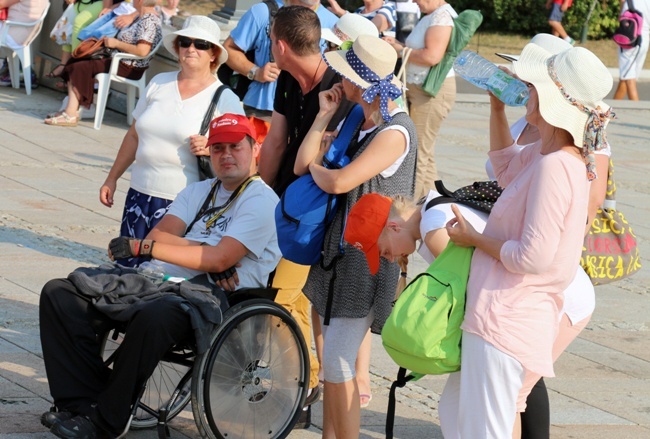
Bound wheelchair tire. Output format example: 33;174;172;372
191;299;309;439
101;329;194;429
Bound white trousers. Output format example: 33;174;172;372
439;332;525;438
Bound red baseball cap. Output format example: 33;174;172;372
344;193;392;275
207;113;257;146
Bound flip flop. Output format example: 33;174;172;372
360;393;372;408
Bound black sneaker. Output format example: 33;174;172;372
293;405;311;429
41;410;73;429
50;415;100;439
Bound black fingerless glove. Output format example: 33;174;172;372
109;237;155;260
211;265;237;282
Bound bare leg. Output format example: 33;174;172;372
355;330;372;406
548;21;568;39
65;82;81;116
323;380;360;439
626;78;640;100
512;413;521;439
613;80;627;100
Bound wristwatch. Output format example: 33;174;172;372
247;66;259;81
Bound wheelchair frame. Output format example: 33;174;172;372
101;289;310;439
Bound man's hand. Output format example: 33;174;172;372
212;265;240;292
257;62;281;83
109;237;155;260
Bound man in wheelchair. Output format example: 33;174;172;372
39;114;281;439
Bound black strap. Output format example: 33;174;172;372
386;367;416;439
185;175;260;235
425;180;456;211
199;84;229;137
263;0;279;62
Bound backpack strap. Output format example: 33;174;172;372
386;367;417;439
323;105;365;168
263;0;279;62
424;180;456;211
199;84;229;136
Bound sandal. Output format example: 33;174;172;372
44;111;78;127
46;63;65;79
360;393;372;408
55;80;68;90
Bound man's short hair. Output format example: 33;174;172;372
272;6;321;56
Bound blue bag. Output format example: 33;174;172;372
275;105;365;265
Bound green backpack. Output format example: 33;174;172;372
381;241;474;438
422;9;483;97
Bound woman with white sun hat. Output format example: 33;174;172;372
440;44;614;437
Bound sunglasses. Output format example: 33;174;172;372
177;36;214;51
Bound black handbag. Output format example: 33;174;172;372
197;85;228;180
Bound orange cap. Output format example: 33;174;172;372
344;193;392;275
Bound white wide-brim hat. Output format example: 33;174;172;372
323;34;399;90
322;12;379;47
512;44;612;148
163;15;228;66
496;33;572;62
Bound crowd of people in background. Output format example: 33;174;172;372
0;0;630;438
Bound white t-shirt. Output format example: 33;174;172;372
405;3;457;85
130;72;244;200
147;178;281;288
334;108;411;178
417;189;488;264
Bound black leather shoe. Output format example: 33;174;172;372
41;410;73;429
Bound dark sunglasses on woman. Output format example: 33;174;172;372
177;36;214;51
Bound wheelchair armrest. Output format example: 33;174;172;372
226;287;278;307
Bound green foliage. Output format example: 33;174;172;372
451;0;621;40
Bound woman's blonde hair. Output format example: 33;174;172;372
388;194;417;220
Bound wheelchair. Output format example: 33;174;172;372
101;287;311;439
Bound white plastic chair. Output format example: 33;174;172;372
0;3;51;95
93;40;161;130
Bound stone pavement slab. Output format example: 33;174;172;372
0;85;649;438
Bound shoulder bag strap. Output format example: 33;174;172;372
199;84;229;137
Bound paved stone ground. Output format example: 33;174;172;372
0;84;648;438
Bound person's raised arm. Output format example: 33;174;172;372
371;12;391;33
489;93;514;151
308;127;406;194
258;111;288;186
294;84;345;175
585;154;609;234
100;124;139;208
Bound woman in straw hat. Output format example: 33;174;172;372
295;34;417;437
437;45;614;437
98;15;243;267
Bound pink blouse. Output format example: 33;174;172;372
461;141;591;376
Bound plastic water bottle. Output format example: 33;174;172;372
453;51;529;106
138;264;166;285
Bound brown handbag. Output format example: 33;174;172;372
72;37;111;60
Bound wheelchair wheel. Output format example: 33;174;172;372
101;329;194;429
191;299;309;439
